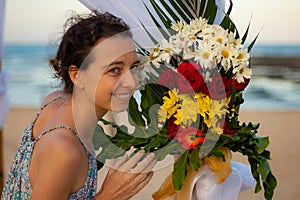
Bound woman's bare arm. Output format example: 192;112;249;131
30;129;84;200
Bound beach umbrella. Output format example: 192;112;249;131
0;0;8;191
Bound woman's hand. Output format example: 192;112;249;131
95;150;156;200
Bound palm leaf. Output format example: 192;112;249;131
226;0;233;15
170;0;194;21
158;0;181;23
199;0;207;17
248;31;260;52
175;0;197;19
143;2;172;38
141;0;241;42
149;0;173;29
203;0;217;24
242;19;251;44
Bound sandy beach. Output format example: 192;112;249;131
1;107;300;199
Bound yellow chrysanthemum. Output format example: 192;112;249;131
174;109;182;125
158;106;168;122
211;99;227;119
179;94;199;126
195;93;212;127
209;113;223;135
213;125;224;135
161;89;180;119
195;93;211;117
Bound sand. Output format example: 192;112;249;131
1;107;300;199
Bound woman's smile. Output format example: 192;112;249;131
112;91;134;101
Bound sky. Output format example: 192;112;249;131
2;0;300;45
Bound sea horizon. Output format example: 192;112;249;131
2;43;300;110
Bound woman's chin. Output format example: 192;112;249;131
110;101;130;112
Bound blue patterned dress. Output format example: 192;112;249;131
1;97;98;200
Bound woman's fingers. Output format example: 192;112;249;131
134;171;154;192
97;151;157;200
110;150;157;174
111;153;128;169
118;150;145;171
130;153;156;173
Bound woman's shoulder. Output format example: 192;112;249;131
40;90;66;106
35;127;84;167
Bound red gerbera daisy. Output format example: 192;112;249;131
177;126;205;149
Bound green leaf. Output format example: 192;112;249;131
93;124;107;150
258;159;271;182
256;136;270;154
266;172;277;190
172;150;189;190
96;144;125;162
248;158;262;193
140;84;168;124
128;97;146;127
215;134;231;147
144;136;168;152
153;139;184;161
260;150;271;160
188;148;201;171
255;181;262;193
210;147;225;161
263;173;277;200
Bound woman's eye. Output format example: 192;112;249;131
109;67;121;74
131;65;139;72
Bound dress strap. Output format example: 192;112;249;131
34;125;79;144
31;96;92;155
32;96;63;125
34;125;92;157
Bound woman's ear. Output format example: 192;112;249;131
68;65;84;89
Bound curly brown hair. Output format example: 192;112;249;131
49;11;132;93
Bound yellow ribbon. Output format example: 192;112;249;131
152;148;232;200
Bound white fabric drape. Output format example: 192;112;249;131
0;70;9;127
0;0;5;60
79;0;226;49
0;0;9;128
191;161;256;200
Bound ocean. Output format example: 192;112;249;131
2;43;300;110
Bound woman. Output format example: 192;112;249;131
1;11;156;200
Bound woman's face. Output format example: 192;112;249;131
79;36;140;117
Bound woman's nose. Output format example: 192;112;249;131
120;70;139;89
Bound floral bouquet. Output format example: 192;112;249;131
92;0;277;199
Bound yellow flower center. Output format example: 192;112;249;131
202;51;210;59
239;67;244;74
237;53;244;60
150;53;156;60
221;49;230;58
164;47;172;53
217;37;223;43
